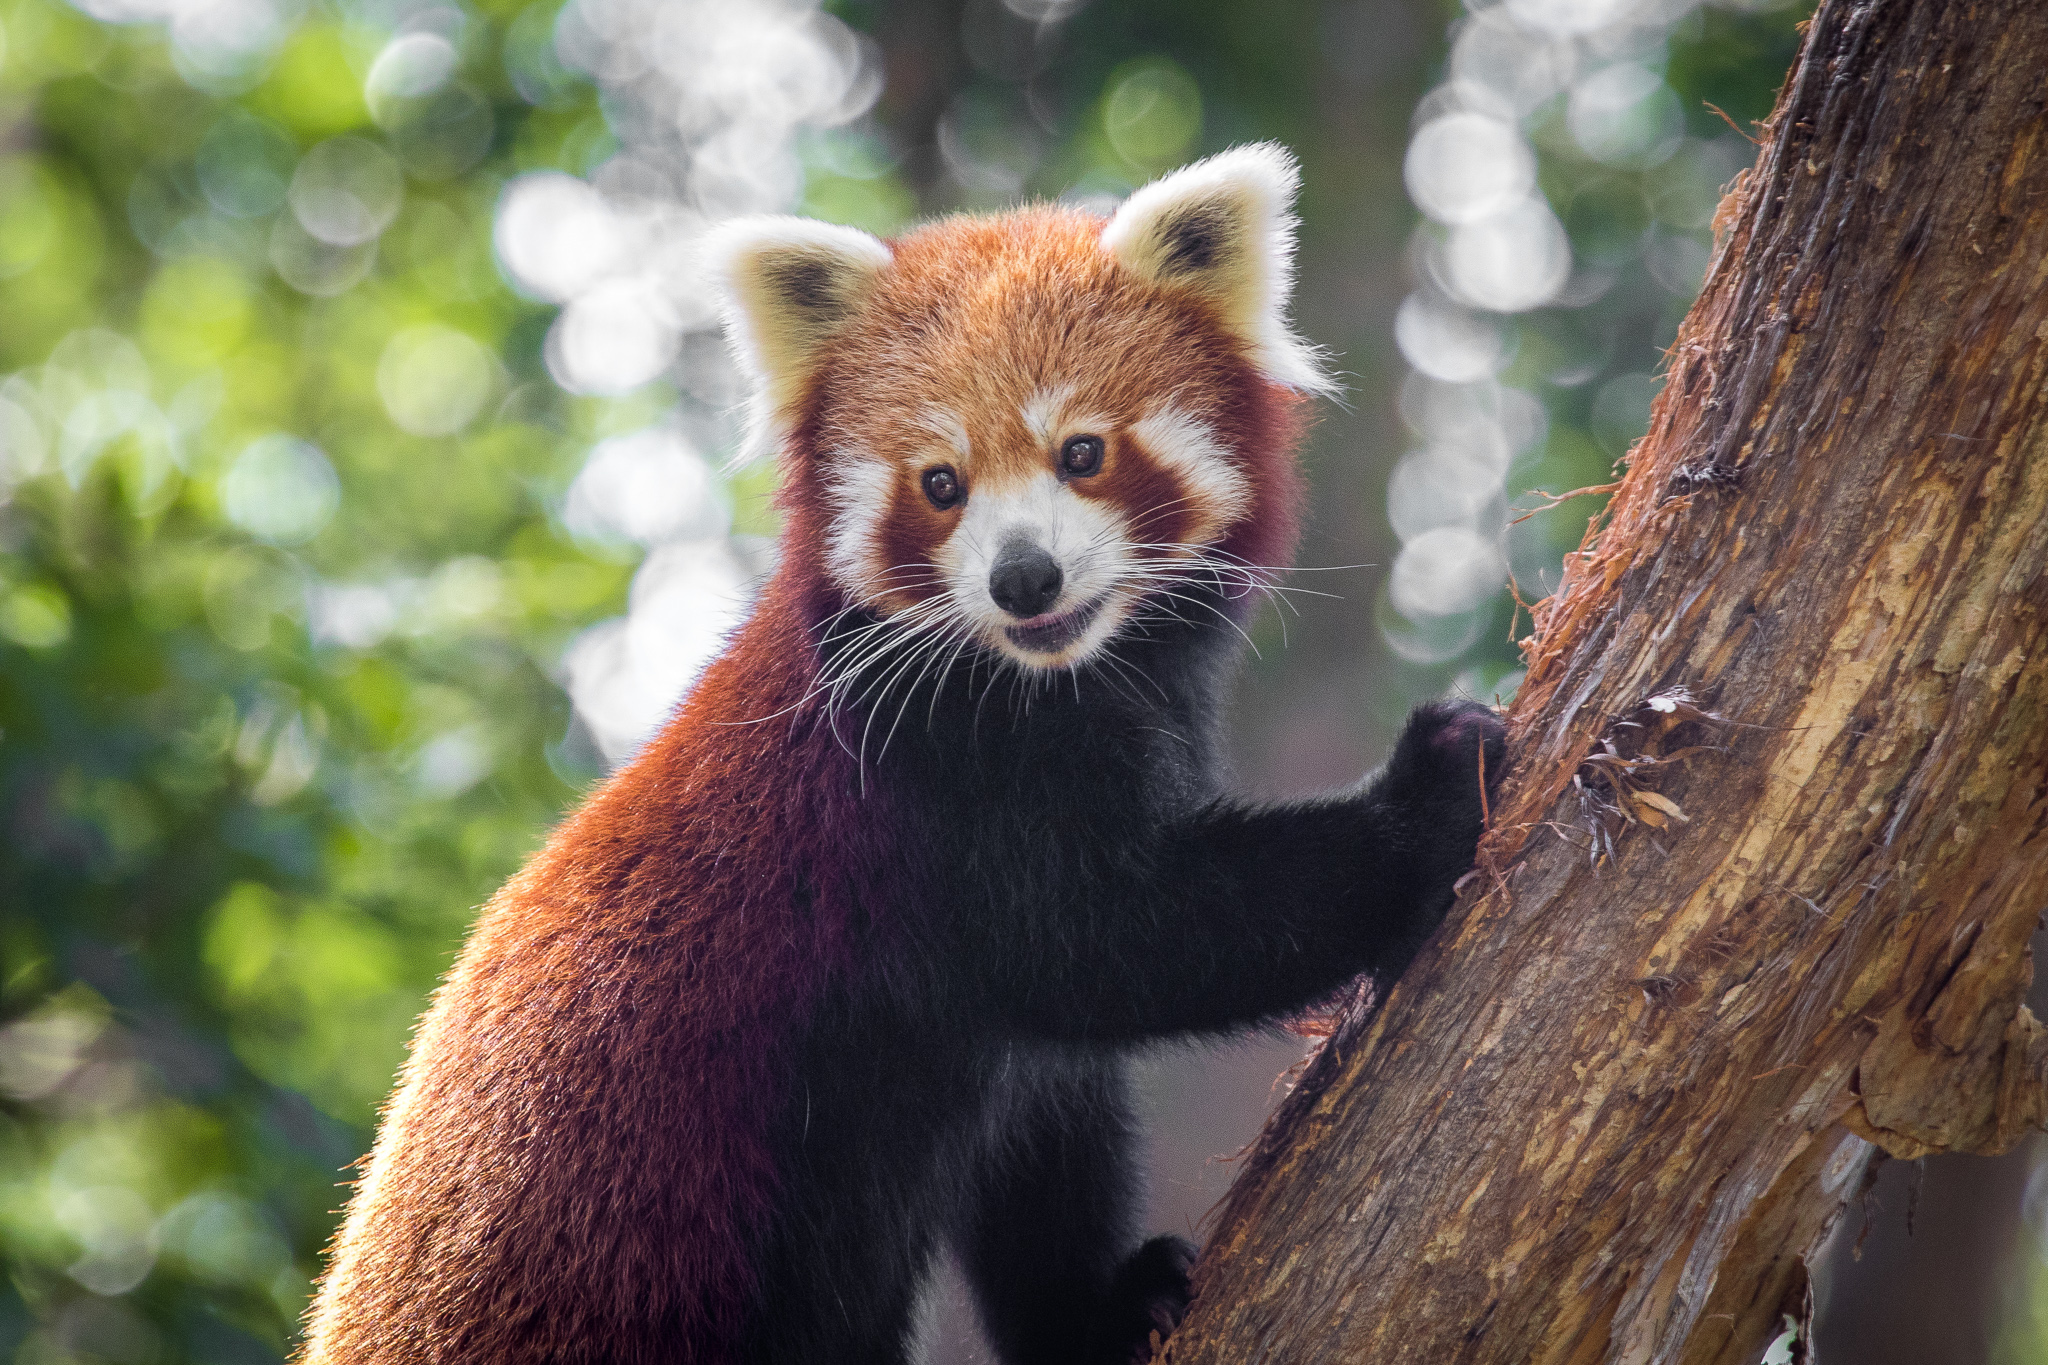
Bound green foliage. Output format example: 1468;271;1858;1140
0;0;628;1354
3;1;2016;1362
1996;1247;2048;1365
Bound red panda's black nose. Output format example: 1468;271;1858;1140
989;543;1064;620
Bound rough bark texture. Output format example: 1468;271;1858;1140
1162;3;2048;1362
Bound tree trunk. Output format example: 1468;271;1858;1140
1162;3;2048;1362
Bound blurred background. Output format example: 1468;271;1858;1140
0;0;2039;1359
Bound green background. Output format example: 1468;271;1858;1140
0;0;2036;1360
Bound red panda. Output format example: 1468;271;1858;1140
301;144;1502;1365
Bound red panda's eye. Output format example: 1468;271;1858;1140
922;466;963;509
1060;435;1105;478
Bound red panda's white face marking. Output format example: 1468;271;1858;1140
1127;404;1251;545
1019;387;1074;446
822;448;895;595
921;408;972;460
712;143;1330;675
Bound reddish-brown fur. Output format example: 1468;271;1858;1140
303;203;1304;1363
303;592;873;1360
799;208;1303;611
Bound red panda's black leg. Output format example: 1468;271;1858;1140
745;1256;928;1365
956;1059;1149;1365
1085;1234;1198;1365
965;699;1506;1042
743;1037;963;1365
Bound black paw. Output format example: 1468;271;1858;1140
1381;698;1507;890
1085;1235;1195;1365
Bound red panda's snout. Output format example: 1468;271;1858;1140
709;142;1336;674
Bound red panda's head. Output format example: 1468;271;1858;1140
710;145;1331;673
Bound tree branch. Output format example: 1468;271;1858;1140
1162;2;2048;1361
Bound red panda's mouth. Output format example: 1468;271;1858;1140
1002;598;1103;655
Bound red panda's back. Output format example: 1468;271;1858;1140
303;588;862;1363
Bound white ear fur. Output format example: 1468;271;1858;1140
1101;143;1333;395
706;217;893;463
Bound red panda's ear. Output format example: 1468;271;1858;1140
706;217;893;463
1101;144;1334;396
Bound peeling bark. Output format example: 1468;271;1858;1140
1162;3;2048;1362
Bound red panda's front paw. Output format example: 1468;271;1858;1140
1382;699;1507;886
1086;1235;1195;1365
1389;695;1506;792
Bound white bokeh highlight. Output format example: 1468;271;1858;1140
1404;114;1535;226
66;0;294;89
1444;196;1571;313
1568;63;1685;166
288;138;403;247
1388;0;1757;667
221;434;339;546
492;0;880;403
484;0;881;763
365;32;459;116
564;429;727;547
1394;295;1505;384
562;540;758;764
377;326;499;436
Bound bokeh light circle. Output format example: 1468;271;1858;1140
220;434;339;545
1389;525;1507;619
1404;113;1535;226
1443;196;1572;312
376;327;500;436
288;137;403;247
